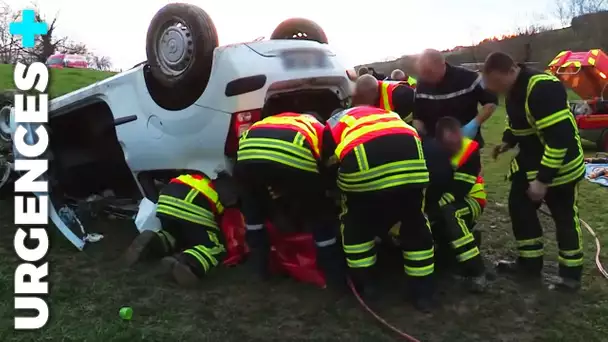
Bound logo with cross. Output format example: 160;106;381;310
9;9;48;48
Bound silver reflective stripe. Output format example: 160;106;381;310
246;224;264;231
315;237;337;247
416;75;482;100
327;108;352;128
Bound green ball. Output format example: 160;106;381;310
119;307;133;320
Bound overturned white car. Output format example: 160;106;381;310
0;3;354;249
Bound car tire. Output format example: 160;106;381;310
145;3;218;110
597;129;608;152
270;18;328;44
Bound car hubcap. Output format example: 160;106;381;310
0;105;12;142
157;22;193;77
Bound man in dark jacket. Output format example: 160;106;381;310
413;49;498;147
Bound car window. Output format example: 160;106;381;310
46;57;64;65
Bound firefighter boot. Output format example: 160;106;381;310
316;243;347;292
495;257;542;283
161;255;201;288
349;267;379;301
408;276;438;313
245;227;271;280
123;230;161;267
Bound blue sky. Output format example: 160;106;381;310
6;0;560;69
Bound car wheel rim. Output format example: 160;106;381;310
0;105;12;143
157;22;193;77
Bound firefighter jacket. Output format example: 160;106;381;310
502;67;585;186
378;81;415;124
322;106;428;193
156;174;224;229
236;113;324;174
439;137;487;217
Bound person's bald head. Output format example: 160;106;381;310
353;74;380;106
416;49;447;84
390;69;406;81
357;67;369;76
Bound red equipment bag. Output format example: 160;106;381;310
218;208;326;287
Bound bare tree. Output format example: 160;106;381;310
0;3;92;63
90;55;112;71
555;0;608;26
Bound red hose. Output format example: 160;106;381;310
347;278;421;342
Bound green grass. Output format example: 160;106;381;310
0;64;116;98
1;71;608;341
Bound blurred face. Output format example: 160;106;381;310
482;69;515;95
439;128;463;156
417;60;445;84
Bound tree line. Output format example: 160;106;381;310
0;2;113;71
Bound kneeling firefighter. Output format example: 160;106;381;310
428;117;488;290
323;106;435;311
234;112;345;288
124;173;227;287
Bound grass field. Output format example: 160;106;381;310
1;68;608;341
0;64;115;98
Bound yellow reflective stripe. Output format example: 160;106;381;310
403;113;413;123
347;255;377;268
293;132;306;146
258;116;320;153
176;175;223;214
457;246;480;262
353;145;369;171
338;159;427;182
340;112;403;139
545;146;567;158
451;233;475;249
380;82;392;110
158;195;216;222
465;196;482;219
156;204;218;228
404;264;434;277
237;150;318;173
194;245;219;267
403;247;434;261
516;237;543;247
541;153;564;168
240;138;315;162
560;248;583;256
337;172;429;192
510;127;536;136
343;240;375;254
535;108;571;130
558;255;583;267
183;249;210;272
450;138;474;167
454;172;477;184
519;250;544;258
336;120;414;157
439;193;455;207
455;207;471;235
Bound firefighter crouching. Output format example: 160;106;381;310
483;52;586;291
354;74;416;124
323;106;435;311
124;173;226;288
428;117;488;291
234;112;345;288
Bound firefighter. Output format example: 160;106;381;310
483;52;585;291
353;74;416;123
323;106;435;311
234;112;345;288
429;117;488;291
124;173;226;288
388;69;417;88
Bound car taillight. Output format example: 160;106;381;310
224;109;262;156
